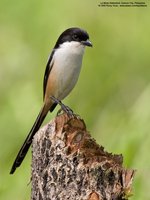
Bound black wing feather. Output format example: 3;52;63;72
43;49;55;99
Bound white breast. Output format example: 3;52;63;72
52;41;85;100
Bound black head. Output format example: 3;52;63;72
54;27;92;49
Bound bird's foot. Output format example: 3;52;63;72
51;96;76;117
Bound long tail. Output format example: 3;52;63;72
10;104;48;174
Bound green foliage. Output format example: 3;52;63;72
0;0;150;199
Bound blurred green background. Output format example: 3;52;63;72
0;0;150;199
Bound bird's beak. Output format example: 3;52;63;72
81;39;93;47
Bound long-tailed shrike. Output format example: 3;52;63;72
10;27;92;174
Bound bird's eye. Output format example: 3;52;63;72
73;34;79;40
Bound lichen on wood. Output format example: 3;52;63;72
32;113;135;200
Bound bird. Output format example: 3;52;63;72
10;27;92;174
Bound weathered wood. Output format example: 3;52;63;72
32;113;135;200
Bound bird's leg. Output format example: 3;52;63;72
50;96;74;116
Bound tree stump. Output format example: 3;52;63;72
32;113;135;200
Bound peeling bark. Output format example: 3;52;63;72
32;113;135;200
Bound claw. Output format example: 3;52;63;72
51;96;74;117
